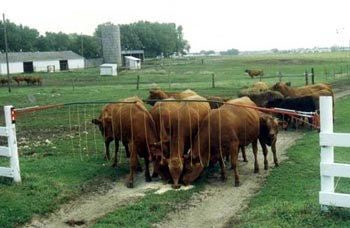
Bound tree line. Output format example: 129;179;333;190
0;20;189;58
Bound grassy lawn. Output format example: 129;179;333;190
0;52;349;227
236;96;350;227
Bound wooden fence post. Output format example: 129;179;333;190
136;75;140;90
304;70;309;85
333;67;336;80
311;68;315;85
212;73;215;88
278;71;282;82
168;71;171;89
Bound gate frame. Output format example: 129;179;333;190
0;105;21;182
319;96;350;209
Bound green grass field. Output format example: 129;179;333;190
0;52;350;227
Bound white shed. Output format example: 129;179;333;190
124;56;141;70
0;51;85;75
100;64;118;76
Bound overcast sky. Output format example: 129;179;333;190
2;0;350;52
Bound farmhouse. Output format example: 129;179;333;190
0;51;85;75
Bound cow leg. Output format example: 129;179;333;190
123;141;130;158
144;156;152;182
259;139;269;170
104;139;112;161
112;140;119;167
219;157;227;181
241;145;248;162
252;140;259;173
126;143;137;188
271;140;279;167
231;142;240;187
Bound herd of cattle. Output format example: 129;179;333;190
92;81;333;189
0;76;42;86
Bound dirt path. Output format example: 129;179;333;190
25;90;350;228
154;131;302;228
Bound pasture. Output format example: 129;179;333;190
1;52;350;227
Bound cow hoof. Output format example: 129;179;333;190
126;182;134;188
104;156;110;161
234;182;240;187
137;166;143;172
151;172;159;178
111;163;117;168
275;163;279;167
264;166;268;170
243;159;248;162
172;184;181;189
221;176;227;182
254;169;259;173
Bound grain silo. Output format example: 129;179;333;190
101;24;122;66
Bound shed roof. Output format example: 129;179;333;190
124;56;141;61
100;63;117;67
121;50;144;55
0;51;84;63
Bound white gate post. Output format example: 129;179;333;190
4;105;21;182
319;96;333;210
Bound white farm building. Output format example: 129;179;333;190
124;56;141;70
0;51;85;75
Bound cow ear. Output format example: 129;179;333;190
92;119;101;125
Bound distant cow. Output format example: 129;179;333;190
238;82;270;97
0;78;10;86
245;69;264;78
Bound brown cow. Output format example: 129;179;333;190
239;90;284;107
155;95;210;188
245;69;264;78
271;82;332;97
147;89;198;105
12;76;24;86
149;99;182;181
0;78;10;86
258;113;280;170
183;97;260;187
92;97;162;188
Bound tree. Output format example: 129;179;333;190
220;48;239;55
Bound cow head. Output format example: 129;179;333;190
147;89;168;106
182;157;203;186
260;115;279;146
92;116;113;141
167;157;184;189
244;69;249;73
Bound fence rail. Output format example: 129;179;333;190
319;96;350;210
0;106;21;182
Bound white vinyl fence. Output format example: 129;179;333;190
319;96;350;209
0;105;21;182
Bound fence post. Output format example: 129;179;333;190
311;68;315;84
304;70;309;85
319;96;334;211
212;73;215;88
333;67;336;80
278;71;282;82
168;71;171;89
136;75;140;90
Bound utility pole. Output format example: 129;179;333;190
80;33;84;57
3;13;11;93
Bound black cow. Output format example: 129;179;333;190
265;96;318;129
